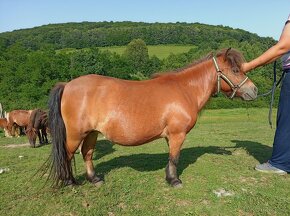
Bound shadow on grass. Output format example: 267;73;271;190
93;140;116;160
88;140;232;179
231;140;273;163
30;140;52;148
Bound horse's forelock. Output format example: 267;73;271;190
217;48;245;73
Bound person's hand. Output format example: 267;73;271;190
241;62;251;73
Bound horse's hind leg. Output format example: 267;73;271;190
64;136;83;186
81;131;103;186
165;132;185;188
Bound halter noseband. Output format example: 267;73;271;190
212;56;248;99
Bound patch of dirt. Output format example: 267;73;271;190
200;199;211;205
239;176;258;185
176;199;193;207
213;188;235;197
1;143;30;148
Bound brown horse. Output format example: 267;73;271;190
0;118;9;136
26;109;48;147
47;48;258;187
6;110;33;136
0;118;8;129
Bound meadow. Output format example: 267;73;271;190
58;45;196;59
0;108;289;216
99;45;197;59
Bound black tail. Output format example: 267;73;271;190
46;83;73;187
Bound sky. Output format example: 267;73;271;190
0;0;289;40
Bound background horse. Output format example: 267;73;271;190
0;118;8;129
26;109;48;147
6;110;33;137
0;118;10;137
47;48;258;187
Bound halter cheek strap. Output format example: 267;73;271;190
212;56;249;99
213;56;222;93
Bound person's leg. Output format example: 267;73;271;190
269;71;290;172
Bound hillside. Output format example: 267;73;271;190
0;21;280;110
0;21;275;50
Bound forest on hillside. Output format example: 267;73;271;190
0;21;282;110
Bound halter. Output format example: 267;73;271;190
212;56;249;99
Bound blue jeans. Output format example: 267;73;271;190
269;68;290;172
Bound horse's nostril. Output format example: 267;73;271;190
254;86;258;93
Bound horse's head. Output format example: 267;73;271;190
214;48;257;100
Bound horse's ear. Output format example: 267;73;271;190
225;47;232;56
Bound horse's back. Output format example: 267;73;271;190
63;74;171;106
9;109;32;126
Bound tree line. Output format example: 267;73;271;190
0;21;275;50
0;22;282;111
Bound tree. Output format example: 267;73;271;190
123;39;149;74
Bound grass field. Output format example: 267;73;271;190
58;45;196;59
99;45;196;59
0;108;289;215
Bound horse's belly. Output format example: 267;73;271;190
97;118;163;146
105;134;158;146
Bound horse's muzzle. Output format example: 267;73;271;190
241;86;258;101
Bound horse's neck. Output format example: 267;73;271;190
177;61;217;111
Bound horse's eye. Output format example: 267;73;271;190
232;67;239;73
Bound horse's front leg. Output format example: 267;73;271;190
42;128;48;144
165;132;185;188
37;129;43;144
7;123;14;136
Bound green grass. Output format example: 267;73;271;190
99;45;196;59
0;108;289;215
58;45;196;59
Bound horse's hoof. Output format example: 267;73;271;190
89;176;104;187
171;179;183;188
94;180;104;188
173;182;183;188
29;144;35;148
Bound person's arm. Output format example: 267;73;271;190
242;22;290;73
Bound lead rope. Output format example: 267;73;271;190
268;61;277;128
257;61;285;128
